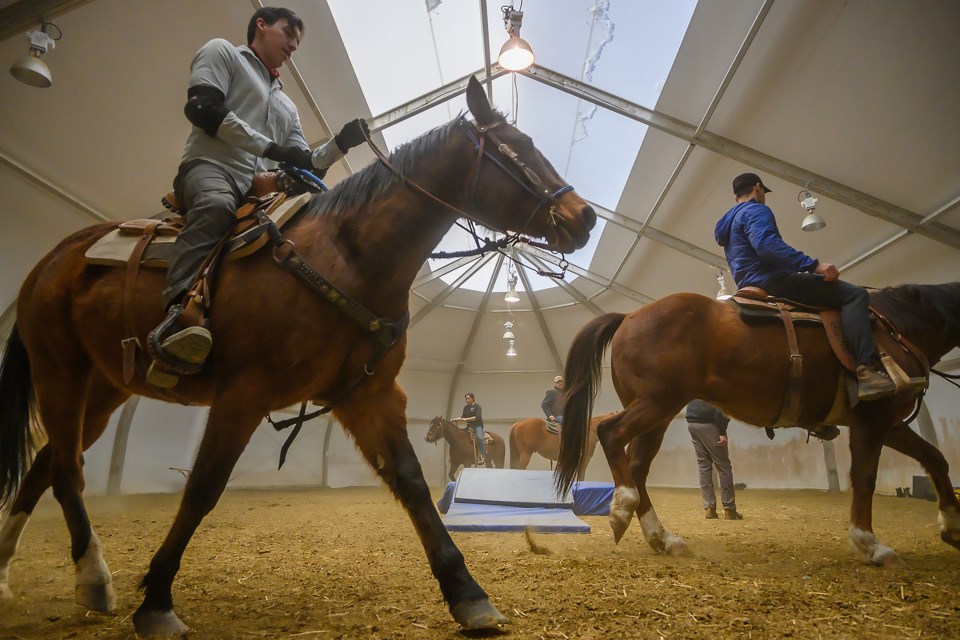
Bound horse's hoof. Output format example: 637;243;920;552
0;582;13;599
450;599;508;630
664;536;692;557
133;608;190;637
610;516;629;544
75;581;116;613
939;530;960;551
874;548;907;569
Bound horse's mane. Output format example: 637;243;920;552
299;110;502;220
869;282;960;342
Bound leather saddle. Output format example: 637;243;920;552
727;286;929;429
85;190;310;269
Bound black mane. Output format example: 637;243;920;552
299;116;463;220
869;282;960;342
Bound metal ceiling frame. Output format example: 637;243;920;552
0;0;93;41
512;248;563;371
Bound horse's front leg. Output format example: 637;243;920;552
848;419;905;567
628;426;690;556
133;390;269;637
884;422;960;552
596;410;642;543
336;384;505;631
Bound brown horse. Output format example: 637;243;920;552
509;413;609;480
556;284;960;567
0;77;595;635
424;417;506;481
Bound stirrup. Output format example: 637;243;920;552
146;361;180;389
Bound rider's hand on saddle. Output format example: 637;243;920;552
335;118;370;152
263;143;313;169
815;262;840;282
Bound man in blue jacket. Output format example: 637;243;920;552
715;173;895;401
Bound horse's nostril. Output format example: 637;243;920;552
581;204;597;230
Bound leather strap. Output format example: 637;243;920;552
774;304;804;427
122;223;158;384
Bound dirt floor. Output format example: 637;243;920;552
1;486;958;639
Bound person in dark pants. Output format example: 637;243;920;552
714;172;895;401
541;375;564;425
452;393;485;465
686;399;742;520
147;6;369;388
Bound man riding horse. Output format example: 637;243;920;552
715;172;896;401
147;6;369;388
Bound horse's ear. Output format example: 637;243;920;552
466;76;495;126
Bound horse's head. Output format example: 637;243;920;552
425;416;443;443
461;76;596;254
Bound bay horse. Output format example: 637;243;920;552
0;76;596;635
424;417;506;481
509;413;610;480
556;283;960;567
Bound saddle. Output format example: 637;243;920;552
84;190;310;269
728;287;929;428
464;428;494;465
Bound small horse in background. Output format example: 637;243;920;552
425;417;506;482
510;413;611;480
556;283;960;568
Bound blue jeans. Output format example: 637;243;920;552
763;272;877;366
472;426;486;460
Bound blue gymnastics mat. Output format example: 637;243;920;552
440;468;591;533
437;478;613;516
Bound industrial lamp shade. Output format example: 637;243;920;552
502;329;515;340
506;339;518;357
802;212;826;232
498;37;534;71
504;287;520;303
10;50;51;87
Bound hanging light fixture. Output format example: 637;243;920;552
716;271;731;300
502;320;515;340
498;4;534;72
504;263;520;303
506;339;518;357
799;187;825;232
9;21;61;88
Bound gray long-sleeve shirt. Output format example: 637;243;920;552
180;39;342;193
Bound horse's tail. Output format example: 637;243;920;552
0;323;38;511
509;426;519;469
555;312;625;496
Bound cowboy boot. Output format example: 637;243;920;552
146;305;213;387
856;363;896;401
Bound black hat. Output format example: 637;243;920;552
732;172;772;196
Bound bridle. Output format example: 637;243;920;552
363;116;574;253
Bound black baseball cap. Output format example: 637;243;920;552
732;172;772;196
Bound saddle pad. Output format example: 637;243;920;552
729;296;823;324
84;192;311;268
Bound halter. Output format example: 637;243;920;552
363;116;575;254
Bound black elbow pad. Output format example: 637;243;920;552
184;85;229;137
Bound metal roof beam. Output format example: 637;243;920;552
526;255;605;317
0;150;109;222
519;65;960;250
409;252;494;327
522;246;655;305
513;250;563;370
412;255;482;289
0;0;93;42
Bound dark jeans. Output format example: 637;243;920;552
762;272;877;366
161;161;244;309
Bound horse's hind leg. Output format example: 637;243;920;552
595;407;651;543
1;375;127;602
133;391;268;637
847;419;905;567
884;422;960;551
337;384;505;631
628;425;690;556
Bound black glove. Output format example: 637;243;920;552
263;143;313;169
334;118;369;152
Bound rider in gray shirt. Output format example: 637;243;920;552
147;7;367;388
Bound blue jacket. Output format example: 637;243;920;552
714;200;818;288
